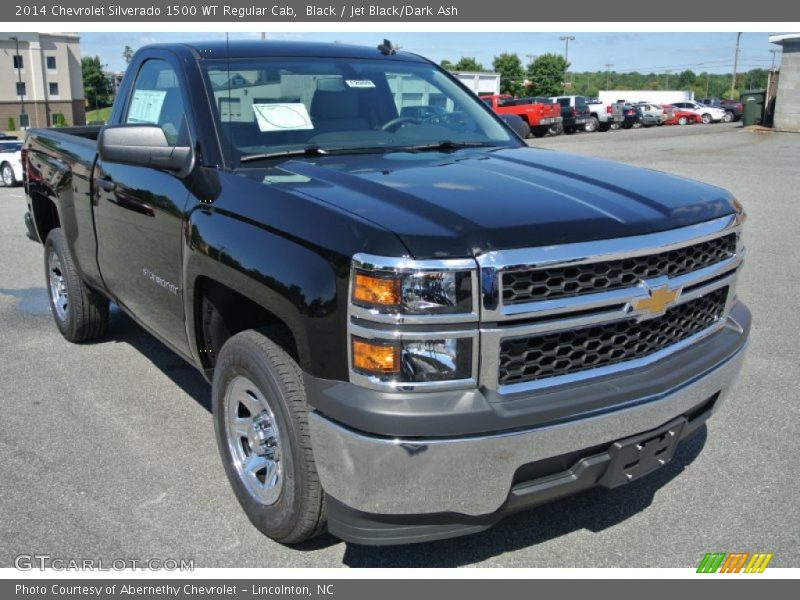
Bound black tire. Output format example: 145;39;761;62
522;122;532;139
678;116;688;125
598;122;611;132
722;111;734;123
610;121;621;130
44;228;109;343
564;126;577;135
212;330;326;545
548;122;564;136
532;126;549;138
701;113;712;124
584;116;599;133
1;162;17;187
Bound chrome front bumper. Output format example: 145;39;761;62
310;328;747;517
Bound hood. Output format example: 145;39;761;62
240;146;736;258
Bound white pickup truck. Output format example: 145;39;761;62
587;99;625;131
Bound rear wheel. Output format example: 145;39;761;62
1;162;16;187
548;122;564;136
212;330;326;544
44;229;109;343
701;113;712;124
678;116;688;125
564;126;577;135
584;116;599;133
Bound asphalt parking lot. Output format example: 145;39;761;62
1;122;798;568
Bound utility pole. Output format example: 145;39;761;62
706;72;711;97
769;48;779;71
559;35;575;92
665;70;671;89
605;64;613;89
730;32;742;99
10;36;27;129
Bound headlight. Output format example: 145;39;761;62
351;335;474;384
350;254;477;318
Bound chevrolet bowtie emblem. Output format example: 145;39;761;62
632;284;680;318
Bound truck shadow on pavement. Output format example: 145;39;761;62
338;425;708;567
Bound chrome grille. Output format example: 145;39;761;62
502;233;737;304
498;287;728;386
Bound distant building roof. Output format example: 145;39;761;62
769;33;800;45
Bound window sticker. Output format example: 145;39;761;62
127;89;167;125
345;80;376;89
253;103;314;132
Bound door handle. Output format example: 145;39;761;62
96;177;116;192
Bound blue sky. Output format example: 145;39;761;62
81;31;781;74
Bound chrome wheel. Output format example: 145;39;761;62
701;113;712;124
48;251;69;321
723;111;734;123
2;164;13;186
224;375;284;505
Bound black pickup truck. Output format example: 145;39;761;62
23;41;750;546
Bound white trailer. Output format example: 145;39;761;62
598;90;695;105
453;71;501;96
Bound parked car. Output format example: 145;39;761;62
620;104;643;128
0;133;19;140
23;40;750;546
634;102;668;125
662;104;703;126
587;99;625;131
399;104;447;120
550;95;592;133
699;98;742;122
671;101;728;124
480;94;562;138
0;140;23;186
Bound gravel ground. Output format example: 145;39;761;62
1;121;798;568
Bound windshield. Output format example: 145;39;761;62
200;57;518;165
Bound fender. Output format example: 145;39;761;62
182;207;346;381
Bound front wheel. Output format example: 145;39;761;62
678;116;688;125
1;162;17;187
44;229;109;342
212;330;326;545
722;111;734;123
701;113;712;124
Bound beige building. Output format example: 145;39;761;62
1;32;85;130
770;33;800;133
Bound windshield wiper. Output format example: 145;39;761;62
239;145;328;163
401;140;502;152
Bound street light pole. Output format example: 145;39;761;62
10;36;27;128
730;32;742;99
559;35;575;92
605;63;613;89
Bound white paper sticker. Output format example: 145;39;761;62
253;103;314;132
127;89;167;125
345;80;376;89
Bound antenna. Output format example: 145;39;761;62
377;39;397;56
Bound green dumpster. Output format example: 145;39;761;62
741;90;766;126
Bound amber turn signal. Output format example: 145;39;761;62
353;273;401;307
352;338;400;374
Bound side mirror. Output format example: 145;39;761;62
98;125;193;176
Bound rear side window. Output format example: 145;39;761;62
557;98;569;107
124;59;189;146
575;96;587;106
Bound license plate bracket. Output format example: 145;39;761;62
599;417;686;488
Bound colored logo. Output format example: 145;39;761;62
631;281;681;318
697;552;773;573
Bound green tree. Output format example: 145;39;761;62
492;52;525;96
123;45;134;64
439;59;454;70
52;112;67;128
453;56;484;72
82;56;110;110
6;116;15;132
527;53;569;97
677;69;697;90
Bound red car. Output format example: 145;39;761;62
662;104;702;125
